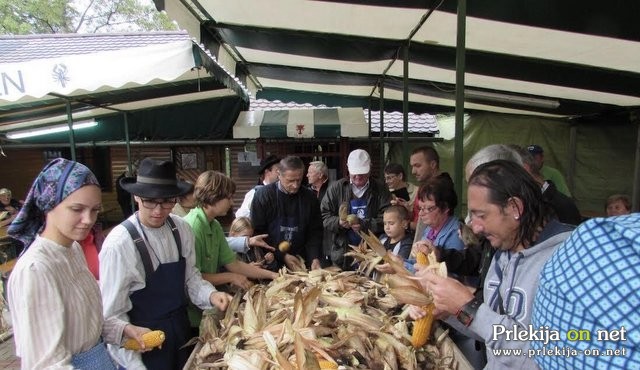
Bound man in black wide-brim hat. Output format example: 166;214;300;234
98;158;232;370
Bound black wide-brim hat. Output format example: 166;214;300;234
258;155;280;175
120;158;193;199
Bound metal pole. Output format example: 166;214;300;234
123;113;135;215
454;0;467;218
65;101;76;161
379;82;385;173
568;124;577;196
632;122;640;211
403;44;409;170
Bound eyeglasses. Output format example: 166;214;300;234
140;198;177;210
418;205;438;213
384;174;398;181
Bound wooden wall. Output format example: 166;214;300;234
0;139;378;229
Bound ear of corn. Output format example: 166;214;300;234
339;202;349;221
416;251;429;265
318;358;339;369
411;303;434;348
122;330;165;351
411;251;435;348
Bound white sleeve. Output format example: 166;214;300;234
234;188;255;218
226;236;249;253
99;226;146;369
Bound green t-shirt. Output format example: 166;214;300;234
184;207;236;327
541;165;571;197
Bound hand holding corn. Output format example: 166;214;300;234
410;251;447;348
122;328;165;351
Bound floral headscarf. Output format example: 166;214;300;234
8;158;99;251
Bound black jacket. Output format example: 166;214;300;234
251;182;323;268
320;177;391;267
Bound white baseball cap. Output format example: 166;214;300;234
347;149;371;175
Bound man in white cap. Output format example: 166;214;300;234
321;149;391;269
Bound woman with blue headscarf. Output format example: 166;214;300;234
7;158;147;369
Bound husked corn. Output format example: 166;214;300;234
318;358;339;369
412;251;434;348
416;251;429;266
123;330;165;350
411;303;434;348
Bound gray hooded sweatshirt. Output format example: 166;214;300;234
446;220;574;370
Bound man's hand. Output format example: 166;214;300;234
284;254;305;271
248;234;275;251
418;270;474;316
122;324;152;352
310;258;321;270
209;291;232;311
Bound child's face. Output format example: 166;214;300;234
230;227;253;237
383;211;407;239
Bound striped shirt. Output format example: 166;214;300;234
8;236;118;369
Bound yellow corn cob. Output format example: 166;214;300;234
122;330;165;350
416;251;429;265
411;303;434;348
318;359;339;369
412;251;434;348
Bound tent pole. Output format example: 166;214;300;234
567;124;577;196
65;101;76;161
123;113;135;215
454;0;467;218
379;82;385;174
633;122;640;211
402;45;409;171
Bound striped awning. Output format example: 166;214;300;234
233;107;368;139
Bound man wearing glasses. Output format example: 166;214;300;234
99;158;232;370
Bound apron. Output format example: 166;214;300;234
71;339;117;370
123;217;191;370
269;191;305;267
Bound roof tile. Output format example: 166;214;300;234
0;31;191;63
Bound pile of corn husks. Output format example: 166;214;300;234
187;264;460;369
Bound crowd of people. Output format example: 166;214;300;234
1;143;637;370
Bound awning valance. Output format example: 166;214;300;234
233;107;368;139
1;40;196;103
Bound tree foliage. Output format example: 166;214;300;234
0;0;176;34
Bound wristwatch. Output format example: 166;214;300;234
456;297;482;327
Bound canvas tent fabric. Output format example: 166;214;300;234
233;107;368;139
0;32;249;139
154;0;640;119
1;41;195;103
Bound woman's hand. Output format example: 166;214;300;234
411;240;433;258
